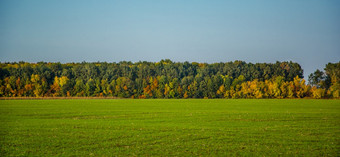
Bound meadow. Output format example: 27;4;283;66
0;99;339;156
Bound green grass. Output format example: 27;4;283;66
0;99;339;156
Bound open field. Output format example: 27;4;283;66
0;99;339;156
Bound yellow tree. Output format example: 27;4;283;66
183;91;189;99
293;76;310;98
327;82;339;98
311;86;325;99
280;81;289;98
287;81;294;98
150;76;159;97
248;80;258;98
50;76;69;97
267;80;276;98
164;83;170;98
16;77;24;96
31;74;44;97
143;85;152;98
254;80;264;99
240;82;249;98
216;85;225;98
273;76;284;98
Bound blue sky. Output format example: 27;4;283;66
1;0;339;77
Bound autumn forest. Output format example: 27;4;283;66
0;60;339;99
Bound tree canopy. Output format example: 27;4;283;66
0;60;338;99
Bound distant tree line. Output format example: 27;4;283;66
0;60;339;99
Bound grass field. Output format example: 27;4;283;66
0;99;339;156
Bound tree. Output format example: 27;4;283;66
85;78;95;96
4;60;336;99
311;86;325;99
74;79;85;96
31;74;43;97
324;62;340;98
308;69;325;88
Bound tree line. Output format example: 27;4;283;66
0;60;339;99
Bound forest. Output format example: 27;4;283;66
0;60;339;99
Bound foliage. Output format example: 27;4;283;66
0;60;338;98
308;62;340;98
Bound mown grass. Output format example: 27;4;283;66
0;99;339;156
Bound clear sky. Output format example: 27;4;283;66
1;0;339;77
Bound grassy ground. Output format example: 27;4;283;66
0;99;339;156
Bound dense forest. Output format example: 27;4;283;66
0;60;339;99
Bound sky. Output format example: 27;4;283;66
0;0;339;78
